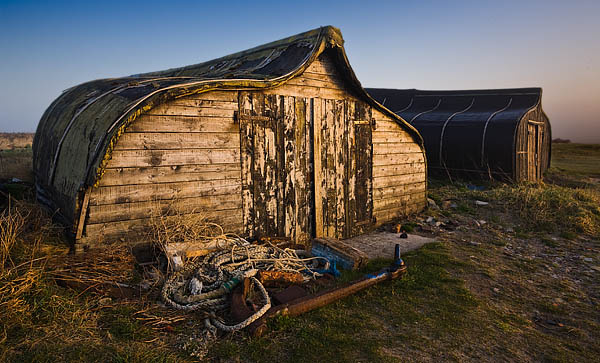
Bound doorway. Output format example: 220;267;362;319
527;120;545;180
238;91;373;244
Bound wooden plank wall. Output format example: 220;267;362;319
85;91;243;240
371;108;426;225
83;52;426;242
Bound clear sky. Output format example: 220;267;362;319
1;0;598;143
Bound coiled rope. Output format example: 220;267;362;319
161;238;328;332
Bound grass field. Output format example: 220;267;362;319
0;147;33;183
0;143;598;362
550;143;600;178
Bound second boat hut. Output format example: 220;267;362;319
366;88;551;182
33;26;427;250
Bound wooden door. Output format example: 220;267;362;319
239;92;313;244
313;99;373;239
527;121;544;181
527;123;536;181
536;125;544;179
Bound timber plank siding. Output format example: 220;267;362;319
34;26;426;249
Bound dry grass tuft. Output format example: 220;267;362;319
0;198;60;317
490;183;600;236
147;205;235;271
432;180;600;237
46;245;138;296
0;197;69;358
0;199;28;271
148;205;228;246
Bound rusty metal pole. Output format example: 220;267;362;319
249;245;406;336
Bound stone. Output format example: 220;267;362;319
427;198;440;209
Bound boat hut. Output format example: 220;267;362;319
33;26;427;249
366;88;551;182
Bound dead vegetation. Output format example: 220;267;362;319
430;181;600;238
148;206;228;247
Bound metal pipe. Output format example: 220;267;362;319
250;258;407;336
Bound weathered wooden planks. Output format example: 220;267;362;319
314;98;327;238
88;193;242;223
263;84;350;101
128;115;238;133
351;101;373;236
89;179;241;206
373;182;426;200
373;152;424;166
373;191;426;212
115;132;239;150
373;163;425;178
101;164;240;186
282;95;296;240
147;104;236;118
372;132;415;144
304;55;338;75
294;97;312;244
285;74;347;91
108;149;240;168
373;173;425;189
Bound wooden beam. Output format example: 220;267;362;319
75;187;91;240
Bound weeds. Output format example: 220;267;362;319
147;205;235;272
0;200;28;270
148;206;226;247
490;183;600;237
430;180;600;237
